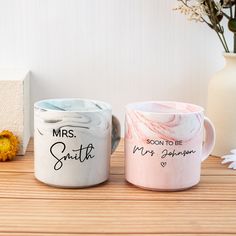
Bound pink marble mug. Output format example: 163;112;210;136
125;101;215;191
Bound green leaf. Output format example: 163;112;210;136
228;18;236;33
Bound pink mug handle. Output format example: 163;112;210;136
202;117;215;162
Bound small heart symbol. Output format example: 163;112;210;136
161;162;167;167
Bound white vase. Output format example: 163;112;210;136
207;53;236;156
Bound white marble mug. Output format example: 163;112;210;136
34;98;120;188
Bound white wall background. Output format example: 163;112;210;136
0;0;229;135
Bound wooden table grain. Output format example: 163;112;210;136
0;139;235;236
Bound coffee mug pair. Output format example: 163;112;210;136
34;98;215;191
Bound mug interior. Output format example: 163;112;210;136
35;98;111;112
126;101;203;114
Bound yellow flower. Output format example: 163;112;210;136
0;130;19;161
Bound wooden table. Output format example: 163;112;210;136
0;139;235;235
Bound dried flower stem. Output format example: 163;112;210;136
234;5;236;53
208;0;230;52
178;0;213;26
175;0;236;53
213;28;229;52
222;33;230;52
177;0;230;52
222;32;229;51
230;4;233;17
234;34;236;53
222;11;231;19
235;2;236;18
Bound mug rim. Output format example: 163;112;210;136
34;98;112;113
126;101;204;115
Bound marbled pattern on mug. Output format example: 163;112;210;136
125;102;203;143
35;100;111;138
125;102;206;190
34;99;112;188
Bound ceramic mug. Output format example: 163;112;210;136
125;101;215;191
34;98;120;188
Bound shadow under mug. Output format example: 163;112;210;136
125;101;215;191
34;98;120;188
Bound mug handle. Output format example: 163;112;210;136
202;117;216;162
111;115;121;154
